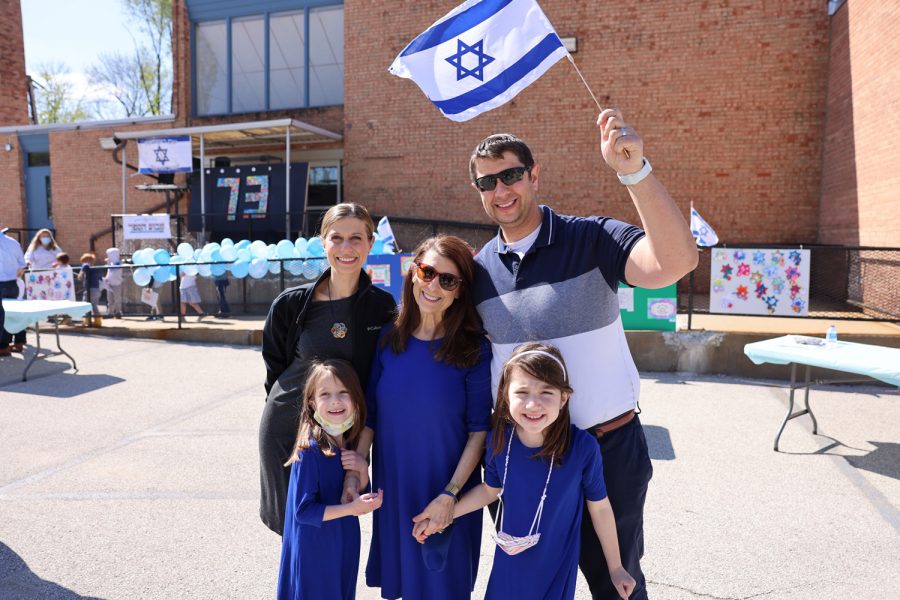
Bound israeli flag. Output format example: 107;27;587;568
389;0;568;122
376;216;398;253
137;136;193;174
690;207;719;247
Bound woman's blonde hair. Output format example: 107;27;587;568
284;359;367;465
318;203;375;240
27;228;60;253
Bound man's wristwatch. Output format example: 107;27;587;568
617;157;652;186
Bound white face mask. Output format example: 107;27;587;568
491;427;554;556
313;410;354;437
41;237;51;245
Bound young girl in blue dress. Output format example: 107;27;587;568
418;342;636;599
278;359;383;600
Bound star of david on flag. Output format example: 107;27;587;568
137;136;193;174
388;0;568;122
690;207;719;247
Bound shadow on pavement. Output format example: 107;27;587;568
0;542;105;599
644;424;675;461
0;373;125;397
845;442;900;481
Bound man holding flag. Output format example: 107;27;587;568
470;110;698;599
389;1;698;597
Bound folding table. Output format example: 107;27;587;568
744;335;900;450
2;299;92;381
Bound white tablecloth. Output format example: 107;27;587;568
2;300;92;334
744;335;900;387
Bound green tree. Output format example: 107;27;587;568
88;0;173;117
32;62;91;124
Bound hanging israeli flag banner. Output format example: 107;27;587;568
690;207;719;247
389;0;567;122
137;136;193;174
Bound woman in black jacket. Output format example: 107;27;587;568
259;203;396;535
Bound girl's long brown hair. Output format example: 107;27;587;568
491;343;574;466
285;359;367;464
384;235;483;369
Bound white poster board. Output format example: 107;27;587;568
24;267;75;301
710;248;811;316
122;214;172;240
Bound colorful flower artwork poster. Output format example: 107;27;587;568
710;248;810;316
25;267;75;301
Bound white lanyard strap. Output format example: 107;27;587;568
492;427;554;537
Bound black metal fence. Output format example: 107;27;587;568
680;245;900;322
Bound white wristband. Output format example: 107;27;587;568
617;158;652;186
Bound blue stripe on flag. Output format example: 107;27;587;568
400;0;514;57
433;33;563;115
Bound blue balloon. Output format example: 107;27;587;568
153;249;171;266
153;266;172;283
306;237;325;257
220;246;237;262
210;263;227;277
276;239;295;259
132;267;152;286
231;260;250;279
249;258;268;279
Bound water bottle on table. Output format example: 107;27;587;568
826;324;838;345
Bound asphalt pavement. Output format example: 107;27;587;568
1;334;897;599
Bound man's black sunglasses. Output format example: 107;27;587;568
473;166;531;192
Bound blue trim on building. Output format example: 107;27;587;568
186;0;338;22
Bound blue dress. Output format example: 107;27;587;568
365;333;493;600
278;440;360;600
483;426;607;600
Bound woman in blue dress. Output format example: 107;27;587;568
353;235;492;600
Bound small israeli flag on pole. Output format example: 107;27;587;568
376;216;398;253
389;0;568;122
690;206;719;247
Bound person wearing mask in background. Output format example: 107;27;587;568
24;228;63;271
1;226;27;356
103;248;124;318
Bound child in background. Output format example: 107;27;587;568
278;359;383;600
213;272;230;318
78;253;102;317
178;271;206;321
103;247;123;318
416;343;635;600
54;252;75;303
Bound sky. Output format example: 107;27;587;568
20;0;148;110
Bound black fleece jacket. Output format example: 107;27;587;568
261;268;397;395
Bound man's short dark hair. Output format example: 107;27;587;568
469;133;535;181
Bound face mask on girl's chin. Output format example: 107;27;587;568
313;410;355;437
41;237;51;245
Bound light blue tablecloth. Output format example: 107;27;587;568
2;300;92;334
744;335;900;387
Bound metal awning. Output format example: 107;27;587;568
112;118;338;239
112;118;342;150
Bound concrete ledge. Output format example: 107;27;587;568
59;323;899;383
626;330;900;381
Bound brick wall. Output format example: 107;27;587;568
344;0;830;246
0;0;29;125
820;0;900;247
0;142;26;230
